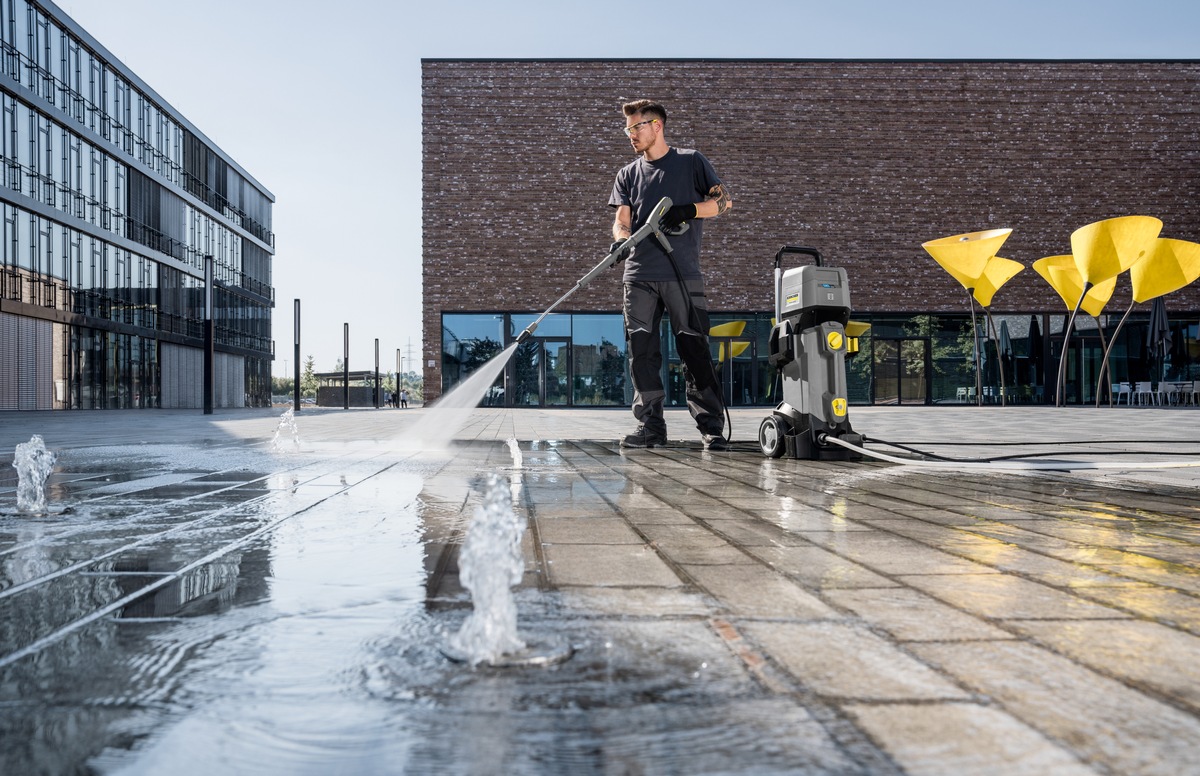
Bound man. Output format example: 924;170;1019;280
608;100;733;450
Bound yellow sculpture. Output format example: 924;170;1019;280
1046;217;1162;405
1032;255;1118;316
922;228;1013;288
709;321;749;363
1070;216;1163;286
1096;237;1200;404
972;256;1024;308
1130;238;1200;303
923;229;1020;405
1033;254;1120;403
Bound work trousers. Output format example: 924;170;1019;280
623;279;724;435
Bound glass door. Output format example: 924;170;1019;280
514;337;570;406
873;337;929;405
710;336;756;406
542;338;569;406
1055;334;1105;405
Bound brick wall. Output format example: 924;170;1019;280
422;59;1200;399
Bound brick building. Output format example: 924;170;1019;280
422;59;1200;407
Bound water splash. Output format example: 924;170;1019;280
271;408;301;451
445;472;527;665
403;344;518;451
506;438;523;469
13;435;56;513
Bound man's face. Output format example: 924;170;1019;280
624;113;659;154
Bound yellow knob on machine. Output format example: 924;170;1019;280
826;331;844;351
831;397;847;417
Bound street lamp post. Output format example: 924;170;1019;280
343;323;349;410
203;254;214;415
374;338;380;409
293;299;301;412
396;349;401;408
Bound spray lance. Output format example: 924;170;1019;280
516;197;687;344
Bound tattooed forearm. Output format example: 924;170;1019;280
707;184;732;215
613;206;633;241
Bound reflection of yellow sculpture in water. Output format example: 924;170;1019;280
922;228;1022;405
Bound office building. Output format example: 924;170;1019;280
1;0;274;410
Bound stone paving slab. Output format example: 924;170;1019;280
912;641;1200;775
845;702;1099;776
821;587;1017;642
1006;619;1200;712
742;620;972;702
1;404;1199;774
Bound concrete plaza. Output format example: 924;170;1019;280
1;404;1199;774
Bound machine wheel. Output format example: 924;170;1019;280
759;415;788;458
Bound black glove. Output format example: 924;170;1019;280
661;203;697;230
609;240;631;263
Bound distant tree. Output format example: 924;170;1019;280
301;355;318;398
272;376;295;395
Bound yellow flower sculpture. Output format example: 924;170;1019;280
923;229;1022;405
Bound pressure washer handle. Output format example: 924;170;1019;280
577;196;676;288
516;198;678;344
774;245;824;268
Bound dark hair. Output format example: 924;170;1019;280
622;100;666;124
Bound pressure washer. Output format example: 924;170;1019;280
759;246;864;460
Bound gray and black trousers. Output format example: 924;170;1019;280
622;279;724;436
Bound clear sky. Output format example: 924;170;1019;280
57;0;1199;378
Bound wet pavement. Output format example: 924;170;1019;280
1;404;1199;775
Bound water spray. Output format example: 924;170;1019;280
441;472;572;667
271;408;301;451
13;435;56;514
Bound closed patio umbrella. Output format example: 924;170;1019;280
1146;297;1173;381
998;320;1013;404
1027;314;1043;389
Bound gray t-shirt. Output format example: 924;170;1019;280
608;147;722;282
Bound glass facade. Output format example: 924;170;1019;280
0;0;274;410
442;310;1200;408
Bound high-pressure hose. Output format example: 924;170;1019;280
817;432;1200;472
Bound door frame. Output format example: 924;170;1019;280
512;336;571;407
871;336;931;405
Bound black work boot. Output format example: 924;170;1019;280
701;433;729;451
621;423;667;449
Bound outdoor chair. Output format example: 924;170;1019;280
1134;381;1157;405
1112;382;1131;405
1160;382;1180;406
